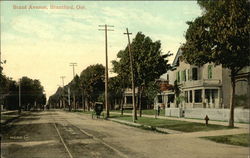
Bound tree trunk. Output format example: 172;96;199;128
135;88;138;120
229;74;236;127
121;95;124;116
139;86;143;117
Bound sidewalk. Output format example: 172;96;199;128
110;112;249;129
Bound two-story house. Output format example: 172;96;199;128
164;48;249;109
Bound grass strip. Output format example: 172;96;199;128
110;114;233;133
202;133;250;147
110;119;168;134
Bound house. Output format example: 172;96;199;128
157;48;250;109
154;79;174;109
123;88;138;109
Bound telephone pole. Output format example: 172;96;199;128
99;24;114;118
69;63;77;78
124;28;137;122
70;63;77;111
60;76;66;109
18;79;21;114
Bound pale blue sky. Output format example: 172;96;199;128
1;1;202;97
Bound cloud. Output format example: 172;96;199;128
11;16;55;40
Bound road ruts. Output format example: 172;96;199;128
50;113;129;158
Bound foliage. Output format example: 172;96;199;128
112;32;172;87
112;32;172;110
108;76;125;109
235;95;248;108
80;64;105;104
143;81;160;106
182;0;250;71
0;75;46;110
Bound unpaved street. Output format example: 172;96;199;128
1;110;248;158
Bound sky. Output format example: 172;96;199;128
0;1;202;98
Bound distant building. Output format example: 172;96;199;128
123;88;138;109
154;79;174;109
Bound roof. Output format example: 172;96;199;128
172;48;183;67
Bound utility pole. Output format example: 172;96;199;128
70;63;77;111
68;87;71;111
99;24;114;119
18;79;21;114
60;76;66;109
124;28;137;122
69;63;77;78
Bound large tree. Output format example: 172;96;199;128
80;64;105;110
112;32;172;118
181;0;250;127
20;77;45;110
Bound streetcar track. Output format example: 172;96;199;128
51;111;129;158
53;123;73;158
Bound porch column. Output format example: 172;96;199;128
202;88;205;108
164;95;168;108
192;90;195;108
124;95;127;107
218;88;221;108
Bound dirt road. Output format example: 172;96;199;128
1;110;248;158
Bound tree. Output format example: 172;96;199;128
112;32;172;118
69;75;81;111
181;0;250;127
80;64;105;110
19;77;45;110
108;76;124;111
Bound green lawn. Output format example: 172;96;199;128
110;114;233;132
111;109;165;116
202;133;249;147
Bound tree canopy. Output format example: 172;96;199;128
182;0;250;71
112;32;172;87
0;74;46;110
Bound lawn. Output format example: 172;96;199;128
202;133;249;147
110;114;233;132
111;109;165;116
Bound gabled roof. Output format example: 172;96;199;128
172;48;183;67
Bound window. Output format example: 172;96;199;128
182;70;186;81
189;90;193;103
205;89;218;103
192;68;198;80
187;69;190;81
194;90;202;103
208;65;213;79
127;96;132;104
176;71;180;83
185;91;188;103
158;95;163;103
